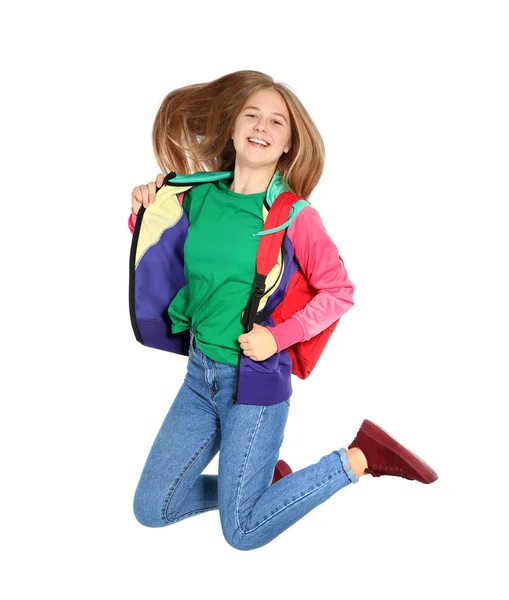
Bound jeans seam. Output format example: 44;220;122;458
235;407;266;535
162;430;221;524
167;505;218;524
210;360;219;401
214;361;219;393
200;351;208;392
242;470;346;534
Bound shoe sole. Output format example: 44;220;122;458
361;419;438;484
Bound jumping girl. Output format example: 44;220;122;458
128;70;438;551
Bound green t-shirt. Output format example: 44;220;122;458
168;180;266;366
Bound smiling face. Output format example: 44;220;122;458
231;88;292;170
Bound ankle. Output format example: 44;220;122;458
347;447;368;478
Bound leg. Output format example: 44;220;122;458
216;399;359;551
133;341;222;527
347;447;369;478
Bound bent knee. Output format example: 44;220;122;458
133;491;171;528
222;524;264;551
133;504;166;528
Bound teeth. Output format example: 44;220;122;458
248;138;268;146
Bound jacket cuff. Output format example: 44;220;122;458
128;210;137;233
266;317;305;352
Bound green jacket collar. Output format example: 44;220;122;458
169;169;287;209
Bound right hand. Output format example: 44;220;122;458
131;173;165;214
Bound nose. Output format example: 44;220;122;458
254;117;268;133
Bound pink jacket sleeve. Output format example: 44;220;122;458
128;208;137;233
266;205;355;352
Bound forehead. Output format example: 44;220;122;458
242;89;289;117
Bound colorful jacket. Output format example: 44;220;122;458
129;170;355;406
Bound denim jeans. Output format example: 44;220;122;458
133;329;359;551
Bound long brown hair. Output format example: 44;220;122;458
152;70;325;199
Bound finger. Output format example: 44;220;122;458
140;185;150;208
132;187;148;214
147;181;156;205
131;186;143;210
156;173;164;188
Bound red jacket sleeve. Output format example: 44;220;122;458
267;205;355;352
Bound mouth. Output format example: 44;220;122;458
247;137;270;148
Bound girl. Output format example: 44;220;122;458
128;70;438;551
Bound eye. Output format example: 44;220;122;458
246;114;256;118
273;120;282;126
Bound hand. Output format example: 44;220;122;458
131;173;164;214
238;323;278;361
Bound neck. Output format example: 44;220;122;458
228;164;277;194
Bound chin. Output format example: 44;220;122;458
240;155;277;169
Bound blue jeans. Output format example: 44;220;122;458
133;329;359;550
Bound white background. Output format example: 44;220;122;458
2;1;507;598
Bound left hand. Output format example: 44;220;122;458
238;322;278;361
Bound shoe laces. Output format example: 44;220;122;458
368;464;412;480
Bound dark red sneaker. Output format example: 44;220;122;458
349;419;438;484
271;459;292;485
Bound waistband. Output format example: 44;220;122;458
189;328;239;373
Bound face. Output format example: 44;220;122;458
231;88;292;170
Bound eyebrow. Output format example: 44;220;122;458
243;106;288;123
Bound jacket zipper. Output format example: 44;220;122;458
232;353;241;403
232;281;264;404
232;237;287;404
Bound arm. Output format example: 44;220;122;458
266;205;355;352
